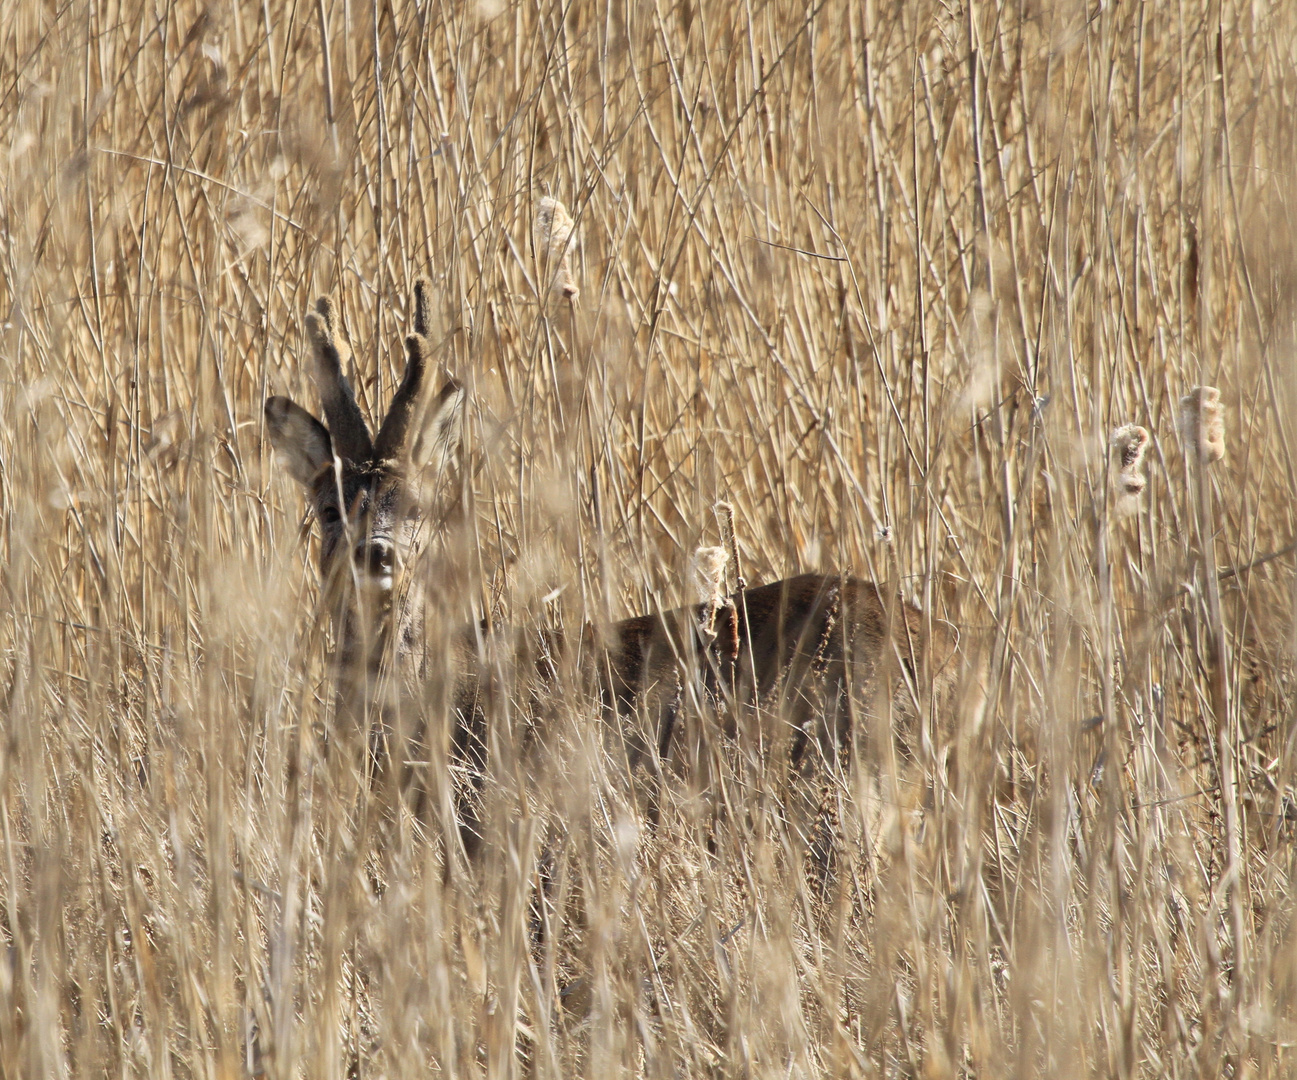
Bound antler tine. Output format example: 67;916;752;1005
313;297;352;364
412;277;433;338
305;299;374;463
373;333;428;462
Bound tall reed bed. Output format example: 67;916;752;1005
1;0;1295;1074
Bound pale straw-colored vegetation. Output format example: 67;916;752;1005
2;0;1296;1075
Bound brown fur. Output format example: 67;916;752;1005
590;574;950;777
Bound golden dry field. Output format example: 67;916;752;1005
3;0;1297;1075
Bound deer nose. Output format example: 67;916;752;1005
354;538;396;583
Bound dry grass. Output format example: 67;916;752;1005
2;0;1297;1075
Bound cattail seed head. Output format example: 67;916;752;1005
534;195;580;301
1111;423;1150;497
1179;385;1225;464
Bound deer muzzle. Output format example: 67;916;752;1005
354;537;396;592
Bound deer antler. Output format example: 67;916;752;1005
412;276;433;337
373;332;428;462
305;297;373;462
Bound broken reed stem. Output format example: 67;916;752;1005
1101;423;1151;766
1183;385;1244;1016
716;501;745;592
715;499;761;732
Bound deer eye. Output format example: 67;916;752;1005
319;505;342;526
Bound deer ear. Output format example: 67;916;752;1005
266;396;334;486
411;379;466;476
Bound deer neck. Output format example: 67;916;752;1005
334;586;419;731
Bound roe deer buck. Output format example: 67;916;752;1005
264;280;485;852
266;281;950;858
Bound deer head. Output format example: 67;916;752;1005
265;280;465;609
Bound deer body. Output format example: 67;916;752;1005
588;573;940;799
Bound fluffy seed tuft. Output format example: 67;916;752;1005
1111;423;1151;498
691;546;731;642
691;546;730;606
534;195;580;301
1179;386;1225;464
